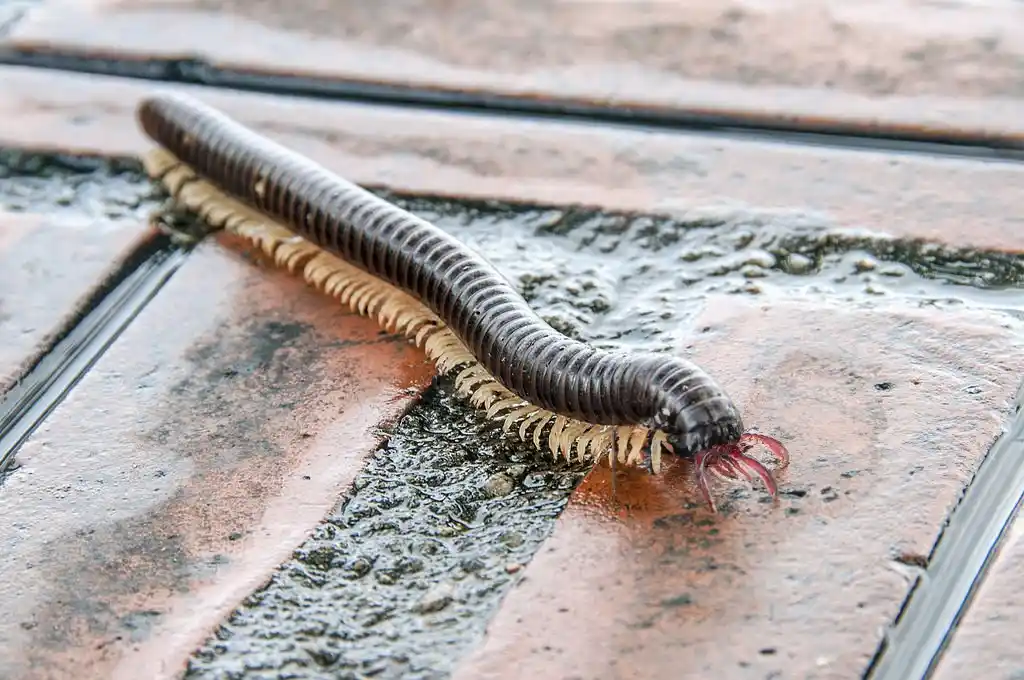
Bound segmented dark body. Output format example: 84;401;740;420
136;93;745;456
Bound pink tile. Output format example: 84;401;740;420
0;233;433;679
1;67;1023;252
5;0;1024;139
455;295;1024;679
0;210;146;394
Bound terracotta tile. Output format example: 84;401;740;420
0;232;433;680
0;210;146;394
454;294;1024;680
2;66;1023;253
932;502;1024;680
5;0;1024;140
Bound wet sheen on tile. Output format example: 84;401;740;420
2;67;1024;252
454;295;1024;680
0;233;433;680
0;152;158;394
0;211;142;393
5;0;1024;139
151;193;1022;678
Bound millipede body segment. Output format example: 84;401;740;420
135;92;789;511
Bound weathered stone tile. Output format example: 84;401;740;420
5;0;1024;138
0;210;147;394
2;66;1023;251
0;232;433;680
454;295;1024;680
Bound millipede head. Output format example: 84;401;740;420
663;416;745;459
652;380;746;460
644;357;790;512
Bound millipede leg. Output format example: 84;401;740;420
609;427;618;499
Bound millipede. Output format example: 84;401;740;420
134;92;789;512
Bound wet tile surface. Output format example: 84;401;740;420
182;381;587;680
0;51;1021;680
5;0;1024;137
0;232;434;680
454;295;1024;679
2;66;1024;252
0;153;157;394
0;210;136;392
142;192;1023;678
933;491;1024;680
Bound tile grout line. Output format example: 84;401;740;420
0;53;1022;163
867;380;1024;679
0;234;191;479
